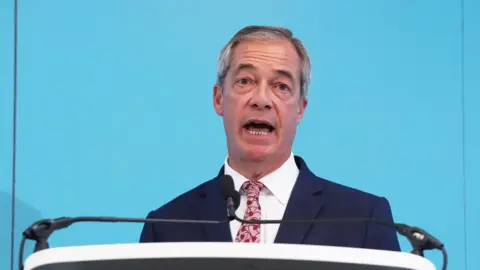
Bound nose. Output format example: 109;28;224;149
249;82;272;110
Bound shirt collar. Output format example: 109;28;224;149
223;152;299;205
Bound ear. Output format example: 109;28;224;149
213;84;224;116
296;99;308;124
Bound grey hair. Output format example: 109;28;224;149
216;25;312;102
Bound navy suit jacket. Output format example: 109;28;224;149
139;156;401;251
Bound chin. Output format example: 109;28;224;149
242;145;276;161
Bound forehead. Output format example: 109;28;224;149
230;39;301;79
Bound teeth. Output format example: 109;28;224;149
247;130;269;136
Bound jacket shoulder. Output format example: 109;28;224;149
319;175;400;248
323;177;384;200
319;176;394;216
146;177;217;219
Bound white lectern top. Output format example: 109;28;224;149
24;242;436;270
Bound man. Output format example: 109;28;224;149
140;25;400;251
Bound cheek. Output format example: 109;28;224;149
224;94;247;115
223;100;241;125
278;104;300;122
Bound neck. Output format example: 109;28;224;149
227;151;291;181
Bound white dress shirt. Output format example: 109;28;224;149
224;152;299;243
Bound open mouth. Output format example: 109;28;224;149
242;120;275;137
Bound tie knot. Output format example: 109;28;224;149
242;181;264;196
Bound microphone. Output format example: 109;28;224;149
219;174;448;270
220;173;240;220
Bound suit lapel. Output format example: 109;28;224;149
197;167;233;242
274;156;325;244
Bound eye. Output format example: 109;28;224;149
276;83;291;92
236;77;251;86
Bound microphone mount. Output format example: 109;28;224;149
22;216;228;253
229;213;448;270
23;217;73;253
230;213;444;258
19;216;229;270
389;223;445;257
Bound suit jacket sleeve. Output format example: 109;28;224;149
364;197;401;251
139;211;159;243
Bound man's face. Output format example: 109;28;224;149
213;39;307;161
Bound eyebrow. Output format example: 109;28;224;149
234;63;295;83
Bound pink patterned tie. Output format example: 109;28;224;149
235;181;264;243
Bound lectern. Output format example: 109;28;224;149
24;242;436;270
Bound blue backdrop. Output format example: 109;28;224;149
1;1;478;270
